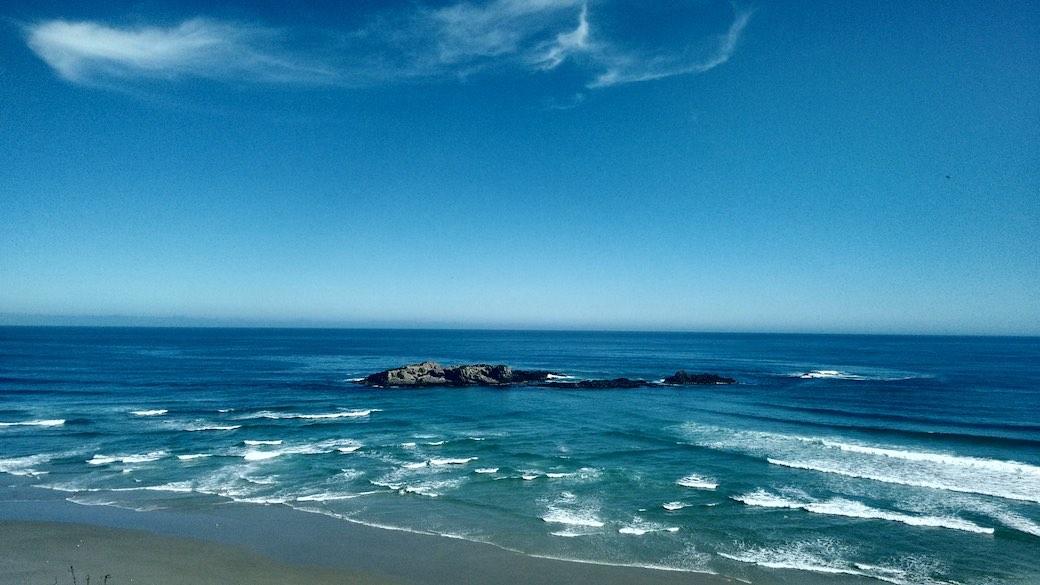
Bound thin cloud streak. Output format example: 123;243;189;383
25;2;751;91
588;8;753;88
529;3;590;70
26;18;337;85
424;0;582;64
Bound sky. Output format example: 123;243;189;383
0;0;1038;334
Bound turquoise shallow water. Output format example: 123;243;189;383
1;327;1038;584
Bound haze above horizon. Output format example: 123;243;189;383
2;1;1037;335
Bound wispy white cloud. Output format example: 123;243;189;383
25;2;752;91
588;8;753;88
424;0;582;64
26;18;335;85
529;3;590;70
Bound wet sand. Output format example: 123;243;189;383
0;490;742;585
1;521;395;585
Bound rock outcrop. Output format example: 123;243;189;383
359;363;738;388
662;371;736;385
362;362;555;387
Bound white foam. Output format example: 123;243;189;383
618;519;680;535
719;539;865;578
183;424;240;432
402;485;439;497
522;473;540;481
234;495;292;505
546;472;571;478
0;454;52;476
0;419;65;427
768;457;1040;504
720;552;863;577
798;370;866;380
65;495;164;512
722;540;958;585
403;461;428;469
243;450;282;461
474;467;499;474
680;423;1040;504
88;451;166;465
541;508;605;527
295;490;380;502
400;442;417;448
988;509;1040;537
732;489;993;534
242;439;361;462
242;409;380;420
814;439;1040;477
401;478;463;498
243;440;282;446
297;409;379;419
795;369;920;382
161;468;277;501
370;479;404;490
140;481;194;493
131;409;168;417
525;550;716;576
947;497;1040;538
549;529;589;537
429;457;478;466
676;474;718;490
176;454;211;461
662;501;688;511
426;440;446;446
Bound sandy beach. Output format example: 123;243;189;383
0;490;742;585
1;521;393;585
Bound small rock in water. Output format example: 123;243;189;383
662;371;736;385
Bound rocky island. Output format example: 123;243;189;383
359;362;735;388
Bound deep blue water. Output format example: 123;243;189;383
1;327;1038;584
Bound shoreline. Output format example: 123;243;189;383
0;520;393;585
0;487;748;585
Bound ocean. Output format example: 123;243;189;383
1;327;1038;584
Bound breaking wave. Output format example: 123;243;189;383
87;451;166;465
183;424;240;432
720;539;958;585
676;474;717;490
732;489;993;534
680;423;1040;503
0;419;65;427
240;409;380;420
0;454;53;476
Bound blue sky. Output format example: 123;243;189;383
1;0;1037;334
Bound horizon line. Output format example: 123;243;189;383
0;314;1036;338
